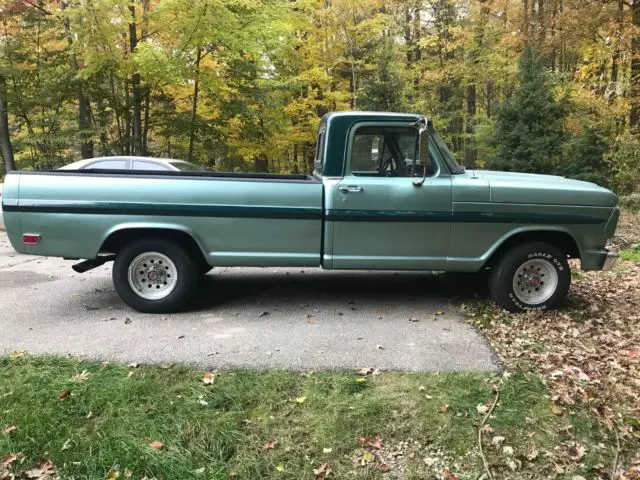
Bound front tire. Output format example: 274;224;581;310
113;238;198;313
489;242;571;312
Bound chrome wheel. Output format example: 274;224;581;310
512;258;558;305
127;251;178;300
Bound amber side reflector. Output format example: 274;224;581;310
22;234;41;245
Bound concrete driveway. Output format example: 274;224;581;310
0;232;499;372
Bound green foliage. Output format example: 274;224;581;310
559;126;610;188
487;48;567;174
606;133;640;195
0;0;639;191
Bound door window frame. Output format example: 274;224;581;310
344;121;442;178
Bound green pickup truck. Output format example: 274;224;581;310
2;112;619;313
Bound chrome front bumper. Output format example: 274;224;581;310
603;250;619;271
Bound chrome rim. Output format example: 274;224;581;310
512;258;558;305
127;252;178;300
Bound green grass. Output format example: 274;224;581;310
0;356;603;479
620;248;640;262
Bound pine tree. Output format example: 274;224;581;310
488;47;566;173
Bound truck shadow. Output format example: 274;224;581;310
190;269;490;312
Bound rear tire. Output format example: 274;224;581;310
489;242;571;312
113;238;198;313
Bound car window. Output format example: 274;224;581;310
85;159;128;170
132;160;170;171
167;161;207;172
349;126;435;178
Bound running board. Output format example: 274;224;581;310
72;255;116;273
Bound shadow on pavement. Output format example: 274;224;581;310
190;270;491;311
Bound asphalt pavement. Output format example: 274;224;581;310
0;232;499;372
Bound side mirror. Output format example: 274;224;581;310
412;127;429;187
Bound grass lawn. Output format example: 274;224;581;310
0;356;608;480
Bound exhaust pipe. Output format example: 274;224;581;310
72;255;116;273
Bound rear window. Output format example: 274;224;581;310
85;159;128;170
313;129;326;174
168;161;207;172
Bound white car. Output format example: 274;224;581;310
59;156;208;172
0;183;4;230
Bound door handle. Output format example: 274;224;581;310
338;185;364;193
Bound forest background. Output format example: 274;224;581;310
1;0;640;194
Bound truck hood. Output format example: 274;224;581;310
471;170;619;207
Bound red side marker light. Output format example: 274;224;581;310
22;234;41;245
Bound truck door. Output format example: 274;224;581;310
327;122;452;270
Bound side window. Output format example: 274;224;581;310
313;130;325;173
85;159;128;170
349;126;436;178
132;161;170;171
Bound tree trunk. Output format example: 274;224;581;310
61;0;93;159
0;76;15;171
631;0;640;129
129;2;143;155
465;84;477;168
188;47;202;163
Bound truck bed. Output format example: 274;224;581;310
2;169;324;267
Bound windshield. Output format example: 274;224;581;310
168;161;208;172
431;130;464;174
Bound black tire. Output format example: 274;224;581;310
489;241;571;312
113;238;198;313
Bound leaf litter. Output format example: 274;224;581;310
464;216;640;478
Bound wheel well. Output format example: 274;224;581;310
484;230;580;269
100;228;208;268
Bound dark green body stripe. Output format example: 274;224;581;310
3;203;604;224
2;203;322;220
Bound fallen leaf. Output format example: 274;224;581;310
551;404;563;415
9;350;26;359
361;451;374;463
105;472;120;480
148;441;165;450
479;424;494;434
526;448;539;461
59;390;72;401
264;440;277;450
322;447;332;454
355;377;366;383
24;459;56;478
202;372;216;385
3;425;17;435
437;404;450;413
357;437;383;449
1;452;23;467
313;462;332;478
295;396;306;404
275;464;284;472
71;370;90;383
476;404;489;414
442;472;459;480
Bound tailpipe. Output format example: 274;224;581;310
72;255;116;273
